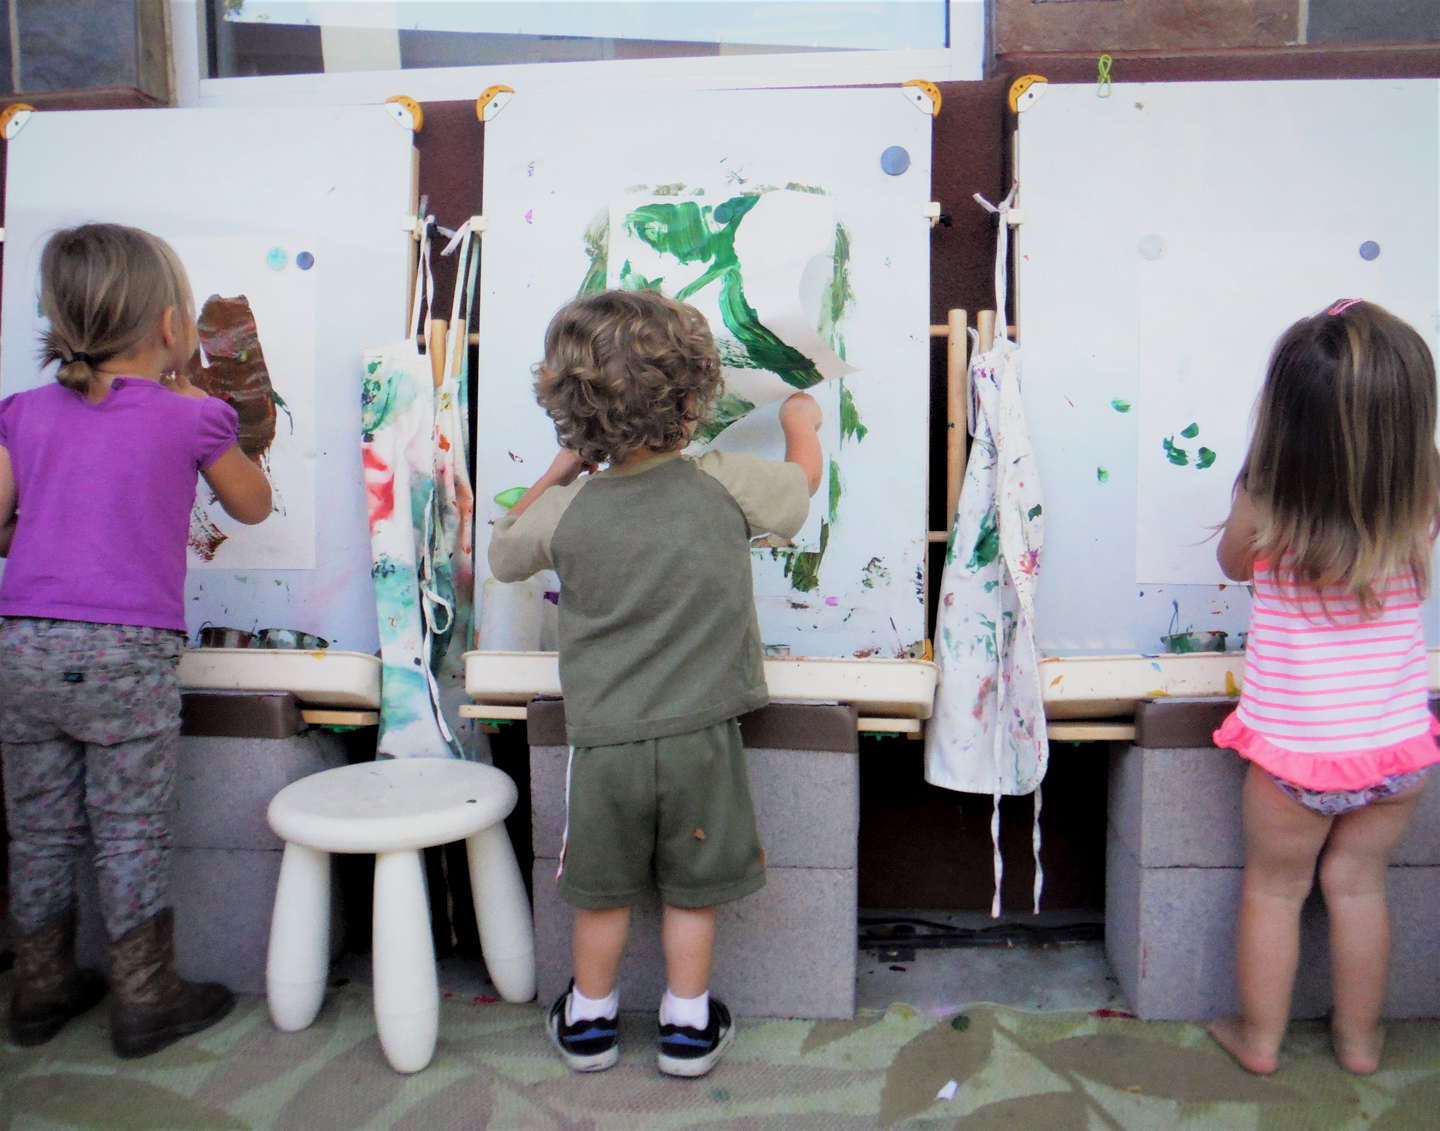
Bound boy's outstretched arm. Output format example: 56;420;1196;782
508;450;594;517
779;393;823;497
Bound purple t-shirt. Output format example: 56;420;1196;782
0;377;240;631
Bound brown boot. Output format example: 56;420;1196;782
108;908;234;1059
7;911;108;1047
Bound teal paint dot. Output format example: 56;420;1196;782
713;202;733;224
266;247;288;271
1110;399;1131;413
295;250;314;270
1180;422;1199;439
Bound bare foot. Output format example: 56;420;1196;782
1332;1025;1384;1074
1208;1017;1280;1075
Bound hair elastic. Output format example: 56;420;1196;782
1326;298;1363;316
67;351;95;366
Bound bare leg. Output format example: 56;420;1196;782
1319;779;1426;1074
1209;765;1332;1074
573;907;630;1001
661;905;717;999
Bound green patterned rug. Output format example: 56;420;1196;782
2;984;1438;1129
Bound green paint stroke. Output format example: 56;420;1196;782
653;183;685;196
817;223;853;360
494;487;526;508
1162;437;1189;466
827;458;842;523
785;182;826;195
693;392;756;444
966;508;1000;571
625;197;822;389
839;381;867;444
861;556;891;589
579;209;609;295
783;521;830;593
1097;466;1110;483
619;260;663;291
1180;422;1200;439
1111;399;1132;413
1196;447;1217;469
1027;504;1042;520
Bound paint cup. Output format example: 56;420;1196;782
197;625;255;649
1160;630;1227;655
256;628;329;650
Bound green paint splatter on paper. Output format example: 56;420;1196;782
817;223;853;360
782;521;829;592
1027;504;1042;520
579;209;609;295
693;392;757;444
1162;437;1189;466
619;260;663;291
494;487;526;508
1180;422;1199;439
861;556;891;589
653;183;685;196
1096;466;1110;483
625;197;822;389
828;459;842;523
1111;399;1131;413
839;381;867;444
1196;447;1217;469
785;182;826;195
966;508;1000;571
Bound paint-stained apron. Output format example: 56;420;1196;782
926;186;1048;915
361;223;461;759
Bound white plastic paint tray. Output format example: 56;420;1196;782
179;648;382;710
1041;649;1440;720
464;651;940;719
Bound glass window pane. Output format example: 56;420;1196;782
209;1;949;78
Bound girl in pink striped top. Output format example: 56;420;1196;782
1209;299;1440;1077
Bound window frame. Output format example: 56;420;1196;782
170;1;986;108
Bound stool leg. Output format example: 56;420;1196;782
465;823;536;1003
267;843;331;1032
372;849;439;1073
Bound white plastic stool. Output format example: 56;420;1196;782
265;758;535;1073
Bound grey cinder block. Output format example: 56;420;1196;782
531;744;859;870
1107;832;1440;1020
532;860;857;1019
1108;744;1248;868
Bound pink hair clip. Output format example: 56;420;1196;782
1326;298;1363;316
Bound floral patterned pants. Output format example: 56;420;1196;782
0;617;184;940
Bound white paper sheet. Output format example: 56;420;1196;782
171;237;318;570
1136;231;1380;584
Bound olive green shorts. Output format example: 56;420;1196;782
556;718;766;911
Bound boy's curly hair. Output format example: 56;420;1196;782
534;289;722;465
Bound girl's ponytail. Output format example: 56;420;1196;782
36;224;194;395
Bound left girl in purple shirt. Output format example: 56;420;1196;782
0;224;271;1057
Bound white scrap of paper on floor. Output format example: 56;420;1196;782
936;1080;958;1101
172;237;318;570
1135;231;1379;585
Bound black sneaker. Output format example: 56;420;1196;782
657;997;734;1077
546;983;619;1072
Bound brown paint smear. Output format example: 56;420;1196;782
185;295;286;557
185;294;285;461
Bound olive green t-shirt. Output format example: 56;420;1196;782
488;451;810;747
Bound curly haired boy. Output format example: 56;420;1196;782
490;288;822;1077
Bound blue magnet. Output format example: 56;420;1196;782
1359;240;1380;261
880;146;911;176
295;250;315;271
265;246;288;271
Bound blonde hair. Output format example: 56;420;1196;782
1239;300;1440;615
38;223;194;393
533;289;722;465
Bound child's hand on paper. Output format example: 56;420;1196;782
779;392;823;434
779;393;823;497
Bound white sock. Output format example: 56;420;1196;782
660;989;710;1030
567;985;618;1024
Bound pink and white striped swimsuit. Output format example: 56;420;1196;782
1215;559;1440;791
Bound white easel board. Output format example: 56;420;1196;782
1015;79;1440;655
473;87;933;659
0;105;415;651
